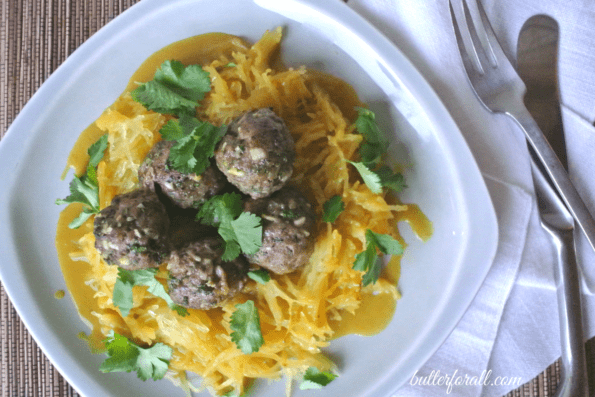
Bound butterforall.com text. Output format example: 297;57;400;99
409;369;522;394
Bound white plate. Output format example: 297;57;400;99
0;0;498;396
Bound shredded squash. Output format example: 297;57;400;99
67;28;410;396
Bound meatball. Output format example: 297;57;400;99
167;237;249;310
215;108;295;199
93;189;170;270
243;187;316;274
138;140;227;208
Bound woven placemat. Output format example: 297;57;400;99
0;0;590;396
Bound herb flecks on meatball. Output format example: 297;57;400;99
215;108;295;199
243;187;316;274
138;140;227;209
167;237;249;310
93;189;170;270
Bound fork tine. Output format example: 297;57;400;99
463;0;498;67
448;0;484;75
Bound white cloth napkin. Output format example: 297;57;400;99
345;0;595;395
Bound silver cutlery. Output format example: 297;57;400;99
449;1;588;395
448;0;595;256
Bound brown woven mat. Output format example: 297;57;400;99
0;0;591;396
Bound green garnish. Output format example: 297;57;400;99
247;269;270;285
99;330;172;381
131;60;211;117
351;108;407;194
159;114;227;175
348;161;383;194
353;229;403;286
113;268;188;317
354;107;388;165
230;300;264;354
299;367;338;390
55;134;108;229
196;193;262;261
322;195;344;223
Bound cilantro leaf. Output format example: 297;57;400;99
230;300;264;354
99;330;172;381
375;165;407;193
355;107;388;164
159;119;186;141
232;212;262;256
367;230;404;256
196;192;243;226
113;268;189;317
162;115;227;175
353;230;403;286
131;60;211;117
322;195;344;223
299;367;338;390
56;134;108;228
247;269;270;284
196;194;262;261
348;161;382;194
88;134;109;167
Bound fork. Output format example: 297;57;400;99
449;1;589;395
448;0;595;256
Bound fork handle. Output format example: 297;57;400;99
508;105;595;254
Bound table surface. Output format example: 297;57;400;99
0;1;591;396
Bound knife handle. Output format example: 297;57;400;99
508;105;595;254
541;222;588;397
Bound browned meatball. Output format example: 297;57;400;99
138;140;228;208
93;189;170;270
167;237;249;310
215;108;295;199
243;187;316;274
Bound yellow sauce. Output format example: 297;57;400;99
55;32;433;350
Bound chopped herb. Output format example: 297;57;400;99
299;367;338;390
131;60;211;117
353;229;403;286
348;161;382;194
354;107;388;165
225;62;237;68
55;134;108;228
113;268;188;317
247;269;270;284
99;330;172;381
230;300;264;354
281;209;298;219
322;195;344;223
375;165;407;193
196;193;262;261
160;114;227;175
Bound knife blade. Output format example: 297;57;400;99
517;15;568;169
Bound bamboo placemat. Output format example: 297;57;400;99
0;0;589;396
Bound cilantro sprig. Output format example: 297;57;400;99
113;268;189;317
353;230;403;286
56;134;108;229
196;193;262;261
299;367;338;390
160;114;227;175
350;108;407;194
99;330;172;381
230;300;264;354
131;60;211;117
132;60;226;176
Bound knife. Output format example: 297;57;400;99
517;15;567;170
518;16;588;396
